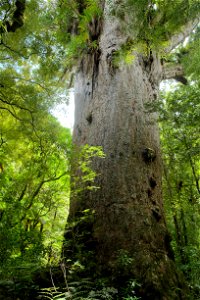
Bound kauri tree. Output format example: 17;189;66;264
1;1;199;299
60;0;200;299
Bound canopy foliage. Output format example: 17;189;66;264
0;0;72;280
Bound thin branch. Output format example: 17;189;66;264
0;40;32;59
23;172;68;213
43;172;68;183
0;132;5;147
10;76;52;95
26;181;45;211
17;184;28;202
50;267;57;292
0;97;34;113
0;106;22;120
165;17;200;53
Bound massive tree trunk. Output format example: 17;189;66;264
64;3;187;299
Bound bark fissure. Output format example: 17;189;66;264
91;48;101;96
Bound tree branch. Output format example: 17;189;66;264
165;17;200;53
17;184;28;202
0;40;28;58
44;172;68;183
162;63;188;85
0;106;22;120
23;172;68;213
0;96;34;113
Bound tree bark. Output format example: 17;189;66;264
64;3;187;299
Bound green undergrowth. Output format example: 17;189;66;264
38;278;141;300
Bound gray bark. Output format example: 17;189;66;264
64;3;187;299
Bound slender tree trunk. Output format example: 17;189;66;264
64;3;187;299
